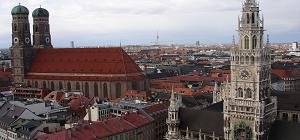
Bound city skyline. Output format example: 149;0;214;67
0;0;299;48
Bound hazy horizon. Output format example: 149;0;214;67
1;0;299;48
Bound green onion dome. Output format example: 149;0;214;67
11;5;29;15
32;7;49;17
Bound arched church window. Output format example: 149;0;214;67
85;82;89;98
236;56;239;64
240;56;244;64
25;25;28;31
246;88;252;98
252;35;257;49
67;82;71;91
76;82;80;91
43;81;47;89
115;83;121;98
247;13;250;24
59;82;63;90
35;81;39;88
251;56;255;64
238;88;243;98
35;26;38;32
13;24;17;32
94;83;99;97
244;36;250;49
103;83;108;98
245;56;250;64
252;13;255;24
27;81;31;87
51;82;54;90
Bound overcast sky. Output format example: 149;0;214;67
0;0;299;48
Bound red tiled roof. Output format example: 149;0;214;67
26;75;145;81
167;75;228;82
272;69;300;78
143;103;168;114
28;48;143;76
210;70;231;74
39;112;152;140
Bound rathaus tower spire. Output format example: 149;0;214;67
223;0;277;140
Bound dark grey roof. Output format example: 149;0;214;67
0;102;26;127
202;101;223;112
272;92;300;111
269;120;300;140
179;108;224;137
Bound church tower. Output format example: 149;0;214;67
32;7;52;48
223;0;277;140
10;4;34;85
166;90;180;140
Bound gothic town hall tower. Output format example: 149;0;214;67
223;0;277;140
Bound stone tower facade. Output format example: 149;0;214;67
166;90;181;140
10;5;34;85
223;0;277;140
32;7;52;48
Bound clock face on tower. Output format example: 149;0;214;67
239;69;251;80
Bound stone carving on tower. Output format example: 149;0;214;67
10;4;34;85
166;89;181;140
223;0;277;140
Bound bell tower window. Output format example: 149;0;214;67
252;13;255;24
252;35;257;49
247;13;250;24
14;24;17;32
238;88;243;98
244;36;249;49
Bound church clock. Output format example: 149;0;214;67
239;69;251;80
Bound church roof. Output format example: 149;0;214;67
27;48;144;81
269;120;300;140
179;108;224;137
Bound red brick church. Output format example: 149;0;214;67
10;5;146;99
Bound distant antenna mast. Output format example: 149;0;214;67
156;32;159;45
267;34;270;47
232;34;236;46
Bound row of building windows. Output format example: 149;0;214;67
282;113;299;122
28;81;122;98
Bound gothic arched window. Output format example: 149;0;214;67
245;56;250;64
240;56;245;64
246;88;252;99
67;82;71;91
238;88;243;98
115;83;122;98
251;56;255;64
252;13;255;24
13;24;17;32
35;81;39;88
247;13;250;24
43;81;47;89
51;82;54;90
59;82;63;90
85;82;89;98
94;83;99;97
252;35;257;49
236;56;240;64
244;36;250;49
103;83;108;98
76;82;80;91
27;81;31;87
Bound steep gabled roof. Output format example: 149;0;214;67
27;48;144;81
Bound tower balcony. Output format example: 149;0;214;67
166;119;180;124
